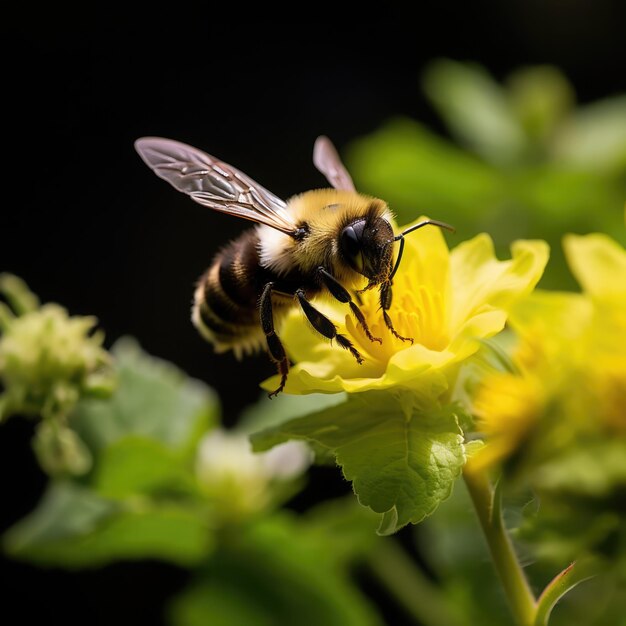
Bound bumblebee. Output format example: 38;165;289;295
135;136;452;396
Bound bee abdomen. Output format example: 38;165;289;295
192;231;265;356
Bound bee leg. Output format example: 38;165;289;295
296;289;364;364
260;282;289;398
380;282;413;344
317;267;382;344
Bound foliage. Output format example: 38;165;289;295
253;393;465;534
3;60;626;626
2;321;379;625
346;61;626;290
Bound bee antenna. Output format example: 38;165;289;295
387;219;455;281
395;219;455;241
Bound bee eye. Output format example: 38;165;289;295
340;220;367;272
341;225;361;258
340;219;367;259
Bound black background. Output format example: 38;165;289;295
2;7;625;625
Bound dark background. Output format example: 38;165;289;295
2;7;625;625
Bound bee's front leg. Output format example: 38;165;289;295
296;288;364;364
260;282;289;398
316;267;382;344
380;281;413;344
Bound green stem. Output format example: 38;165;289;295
534;557;601;626
464;467;536;626
366;538;465;626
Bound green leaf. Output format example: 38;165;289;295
4;482;212;567
552;95;626;174
301;496;382;565
72;338;218;456
423;59;528;164
530;439;626;498
94;436;196;499
520;505;621;566
347;118;498;227
169;514;383;626
252;393;465;534
170;581;275;626
239;392;346;465
517;440;626;565
239;391;346;433
507;65;574;144
534;558;602;626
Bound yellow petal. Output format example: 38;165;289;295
399;216;451;296
564;233;626;301
448;309;508;361
471;372;544;471
509;290;592;343
449;236;549;332
388;343;454;373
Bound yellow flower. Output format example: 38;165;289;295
263;219;548;397
471;231;626;471
565;233;626;434
472;373;545;471
565;232;626;305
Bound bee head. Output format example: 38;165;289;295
339;216;395;285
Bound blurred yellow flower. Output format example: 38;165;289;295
263;219;548;397
470;231;626;472
566;233;626;435
472;373;545;471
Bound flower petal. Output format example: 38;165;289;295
509;290;592;343
450;236;549;331
399;216;451;295
564;233;626;301
448;309;508;361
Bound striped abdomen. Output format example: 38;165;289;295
192;229;304;358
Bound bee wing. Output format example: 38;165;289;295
313;136;356;192
135;137;298;235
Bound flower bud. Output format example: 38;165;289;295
32;421;92;476
0;275;114;422
196;429;311;520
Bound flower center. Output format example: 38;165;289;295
345;273;450;365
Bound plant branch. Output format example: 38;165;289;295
464;465;536;626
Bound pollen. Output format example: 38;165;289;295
345;278;450;366
339;235;451;367
398;283;449;351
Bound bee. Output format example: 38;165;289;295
135;136;453;396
